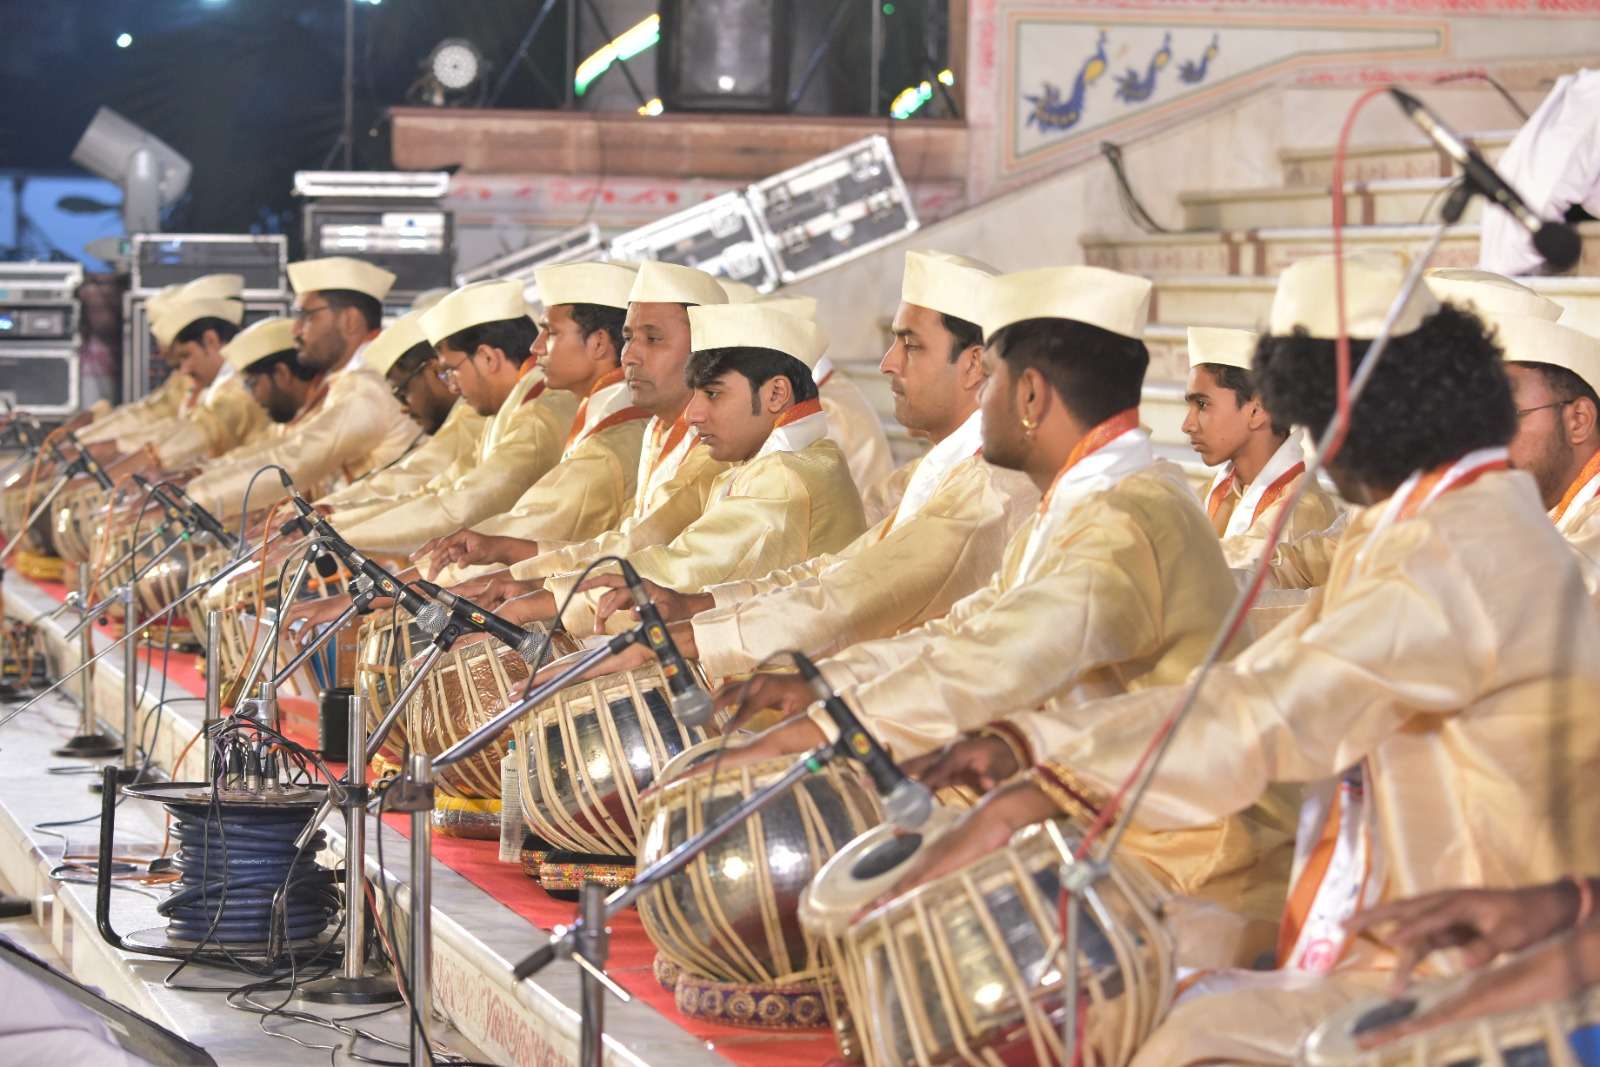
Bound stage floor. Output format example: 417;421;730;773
0;569;832;1067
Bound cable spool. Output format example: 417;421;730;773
123;781;340;959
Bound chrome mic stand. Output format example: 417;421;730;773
52;562;122;759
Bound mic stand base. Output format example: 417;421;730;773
52;733;122;760
298;973;403;1006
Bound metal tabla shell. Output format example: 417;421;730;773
514;655;725;859
405;628;576;800
1298;979;1600;1067
634;752;884;989
830;818;1175;1067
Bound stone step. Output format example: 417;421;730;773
1279;130;1516;188
1179;177;1478;232
1082;221;1600;278
1151;273;1600;331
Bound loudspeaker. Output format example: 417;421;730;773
659;0;791;112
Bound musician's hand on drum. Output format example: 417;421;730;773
1346;881;1589;989
1354;921;1600;1049
497;588;558;626
674;717;827;783
864;780;1061;915
711;672;816;726
906;735;1020;795
581;573;716;630
283;593;352;632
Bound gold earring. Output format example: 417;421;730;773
1020;415;1038;437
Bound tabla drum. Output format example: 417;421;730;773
51;481;110;565
355;614;426;773
406;630;577;801
802;816;1175;1067
1;468;59;559
96;523;209;650
1299;978;1600;1066
513;654;725;861
634;750;885;1029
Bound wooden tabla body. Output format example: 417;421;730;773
205;545;350;700
103;523;207;649
1;471;57;556
355;614;427;772
406;630;575;800
634;752;885;1012
1299;980;1600;1067
513;655;724;860
802;817;1175;1067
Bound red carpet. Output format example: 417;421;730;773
19;572;838;1067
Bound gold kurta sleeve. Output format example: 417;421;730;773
810;464;1238;760
692;455;1038;682
184;368;418;520
820;373;893;509
468;417;646;543
77;373;193;444
318;401;485;513
335;385;576;556
1015;471;1600;904
1262;513;1347;590
508;444;726;580
545;439;866;636
147;374;269;467
1219;470;1344;571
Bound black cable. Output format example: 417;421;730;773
1100;140;1175;234
1431;71;1530;122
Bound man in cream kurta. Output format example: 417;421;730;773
329;280;576;555
1486;307;1600;581
413;263;648;576
500;303;865;637
605;252;1037;685
900;253;1600;1066
431;261;734;588
720;281;895;506
111;298;270;469
71;277;221;444
184;256;420;518
315;309;486;518
1184;326;1340;573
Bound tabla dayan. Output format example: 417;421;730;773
634;749;885;1030
407;626;578;798
801;816;1175;1067
355;614;425;775
513;654;726;889
1299;976;1600;1066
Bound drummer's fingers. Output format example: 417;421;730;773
576;572;626;594
1346;892;1454;937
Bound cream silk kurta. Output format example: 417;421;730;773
817;359;894;517
690;415;1039;684
184;351;421;519
544;421;867;636
1007;467;1600;1067
117;367;270;468
334;370;577;555
1205;432;1344;571
76;372;194;444
316;400;486;518
1553;460;1600;596
810;440;1240;762
508;415;728;581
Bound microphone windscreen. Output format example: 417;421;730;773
313;552;340;580
1533;223;1582;273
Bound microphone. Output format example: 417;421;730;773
1389;88;1581;272
285;490;446;631
62;432;113;490
791;651;932;830
413;581;544;663
615;560;713;727
134;476;237;550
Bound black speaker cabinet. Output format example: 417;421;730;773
660;0;792;112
